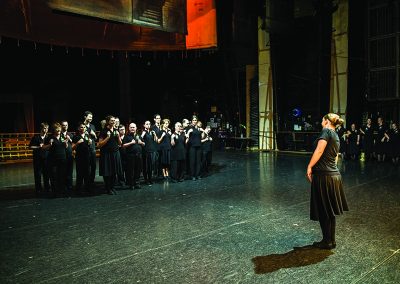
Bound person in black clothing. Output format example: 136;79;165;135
29;122;50;194
157;118;172;180
306;113;349;250
335;124;347;159
345;123;360;160
98;115;123;195
141;120;158;185
375;117;388;162
83;111;97;187
186;115;203;180
201;125;213;176
72;123;92;194
152;114;163;179
122;123;144;189
118;124;127;187
388;122;400;166
44;123;68;197
61;120;74;192
170;122;186;182
359;118;375;161
182;118;190;178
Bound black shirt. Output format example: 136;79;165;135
99;128;120;153
45;135;67;161
29;134;48;159
72;133;91;158
122;134;142;155
313;128;340;174
188;127;202;147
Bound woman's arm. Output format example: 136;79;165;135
306;139;328;182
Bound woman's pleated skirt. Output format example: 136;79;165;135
310;173;349;221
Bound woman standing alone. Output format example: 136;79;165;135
306;113;349;249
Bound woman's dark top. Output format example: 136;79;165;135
99;128;120;153
122;134;142;155
142;131;157;153
73;133;91;158
188;127;202;147
159;130;171;150
347;129;359;155
361;124;374;151
202;134;212;152
389;128;400;157
313;128;340;175
336;126;346;153
171;132;186;161
29;134;48;159
46;135;67;161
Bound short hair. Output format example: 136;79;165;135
154;114;161;119
84;111;93;118
40;122;49;130
52;122;62;131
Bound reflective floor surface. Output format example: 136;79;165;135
0;151;399;283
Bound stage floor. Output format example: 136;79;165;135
1;151;399;283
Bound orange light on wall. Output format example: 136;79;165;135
186;0;217;49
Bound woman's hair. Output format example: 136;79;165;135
40;122;49;130
161;118;170;127
52;122;61;132
324;113;344;127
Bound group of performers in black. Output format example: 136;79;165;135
29;111;213;197
335;117;400;165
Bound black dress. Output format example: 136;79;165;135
73;133;91;191
99;129;122;177
361;124;374;157
335;126;346;155
170;132;186;181
374;124;388;155
310;128;349;221
159;130;171;167
389;128;400;158
45;135;67;195
346;129;359;157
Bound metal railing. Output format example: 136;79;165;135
0;133;34;162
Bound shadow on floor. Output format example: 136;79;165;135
252;245;334;274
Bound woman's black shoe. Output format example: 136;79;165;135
312;240;336;249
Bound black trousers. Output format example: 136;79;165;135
75;156;90;191
189;146;202;178
143;152;157;182
49;159;67;195
170;159;185;181
125;154;142;186
201;150;212;175
33;157;50;192
88;150;97;185
65;155;74;190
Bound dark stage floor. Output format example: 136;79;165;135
0;151;399;283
